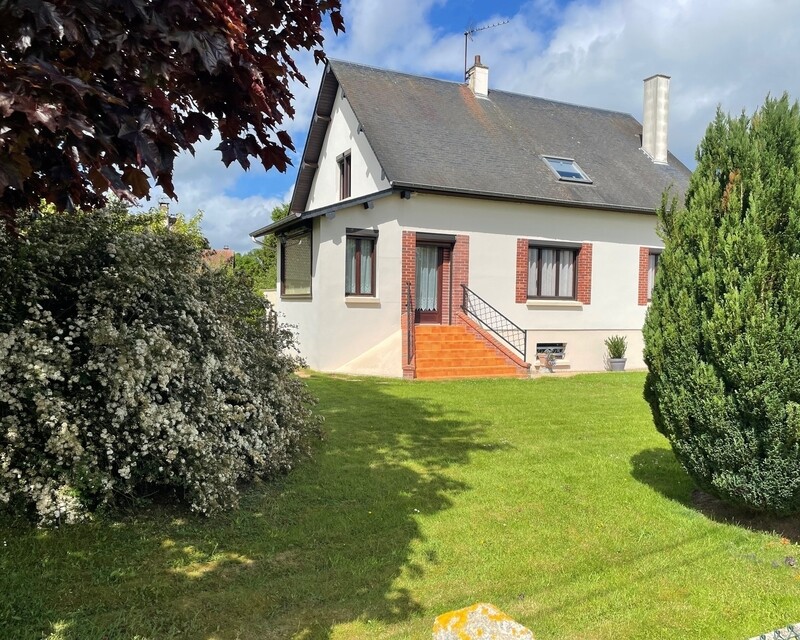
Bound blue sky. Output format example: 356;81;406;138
147;0;800;252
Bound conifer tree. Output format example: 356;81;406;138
644;94;800;515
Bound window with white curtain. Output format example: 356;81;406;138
528;245;577;299
345;235;376;296
415;245;439;311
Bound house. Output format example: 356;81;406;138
201;246;235;270
250;57;691;379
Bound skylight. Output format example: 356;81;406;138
543;157;592;183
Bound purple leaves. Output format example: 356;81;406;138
0;0;344;225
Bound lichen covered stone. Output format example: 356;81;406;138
433;602;534;640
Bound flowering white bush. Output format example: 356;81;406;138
0;204;320;525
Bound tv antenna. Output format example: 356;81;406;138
464;20;510;79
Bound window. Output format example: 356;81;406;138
345;230;376;296
542;156;591;183
280;228;312;297
338;152;351;199
517;239;591;305
536;343;566;360
647;251;660;300
528;245;577;299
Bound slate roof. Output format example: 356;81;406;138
284;59;691;226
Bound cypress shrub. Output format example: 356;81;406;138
644;94;800;515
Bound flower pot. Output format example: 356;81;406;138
609;357;626;372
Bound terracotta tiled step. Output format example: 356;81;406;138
416;358;508;368
417;349;508;365
415;347;488;358
416;336;486;349
416;335;483;344
416;366;523;379
413;324;525;379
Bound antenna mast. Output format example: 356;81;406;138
464;20;510;79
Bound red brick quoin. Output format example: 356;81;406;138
400;230;416;377
515;239;592;304
451;234;470;310
515;238;528;303
576;242;592;305
638;246;650;305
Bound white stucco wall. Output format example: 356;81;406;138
277;205;404;376
306;87;390;211
277;193;662;377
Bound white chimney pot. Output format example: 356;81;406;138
467;55;489;98
642;74;670;164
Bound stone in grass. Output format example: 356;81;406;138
433;602;534;639
749;623;800;640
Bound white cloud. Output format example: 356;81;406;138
144;134;282;252
490;0;800;165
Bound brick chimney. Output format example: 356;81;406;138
467;55;489;98
642;74;670;164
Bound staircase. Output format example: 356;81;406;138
414;324;528;379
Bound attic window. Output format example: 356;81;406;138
338;152;352;199
543;157;592;183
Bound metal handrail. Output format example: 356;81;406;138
406;281;414;364
461;284;527;361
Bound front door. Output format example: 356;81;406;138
415;244;443;324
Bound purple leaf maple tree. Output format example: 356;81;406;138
0;0;344;225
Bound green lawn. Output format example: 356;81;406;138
2;372;800;639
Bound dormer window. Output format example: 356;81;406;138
338;151;352;199
543;156;591;183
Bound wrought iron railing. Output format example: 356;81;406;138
406;281;414;365
461;284;527;361
751;624;800;640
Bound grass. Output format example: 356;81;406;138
2;372;800;639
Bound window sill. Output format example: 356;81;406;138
526;300;583;309
534;359;571;370
345;297;381;307
281;294;312;301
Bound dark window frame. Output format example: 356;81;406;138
536;342;567;360
338;151;352;200
345;232;377;297
279;227;312;298
542;156;592;183
527;244;579;300
647;249;661;301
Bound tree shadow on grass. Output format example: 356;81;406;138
0;374;497;639
630;447;800;543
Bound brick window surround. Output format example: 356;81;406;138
638;247;661;305
516;239;592;304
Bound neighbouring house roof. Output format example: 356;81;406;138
202;247;235;269
286;59;691;222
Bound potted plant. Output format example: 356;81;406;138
605;335;627;371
